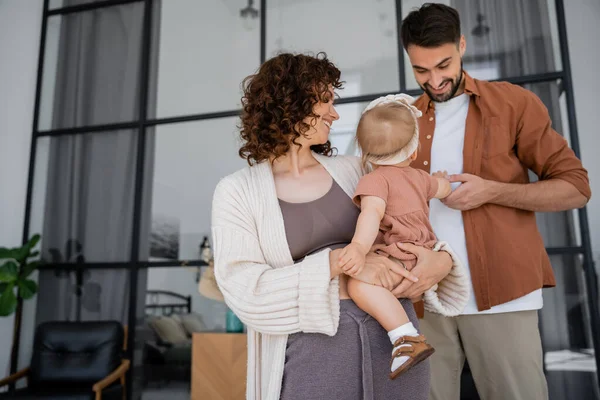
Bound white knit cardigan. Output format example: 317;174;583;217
211;153;468;400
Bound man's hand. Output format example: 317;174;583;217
339;243;367;276
391;243;453;299
442;173;495;211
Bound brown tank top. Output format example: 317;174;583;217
278;179;360;262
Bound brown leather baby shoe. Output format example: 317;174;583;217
389;334;435;380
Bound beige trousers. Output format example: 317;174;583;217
420;310;549;400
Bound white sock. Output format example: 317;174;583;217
388;322;419;373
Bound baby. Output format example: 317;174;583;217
340;94;467;379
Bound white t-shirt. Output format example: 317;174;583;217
427;93;543;315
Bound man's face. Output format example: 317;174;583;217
406;36;466;102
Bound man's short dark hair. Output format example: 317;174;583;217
400;3;461;49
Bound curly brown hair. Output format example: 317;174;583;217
238;52;344;165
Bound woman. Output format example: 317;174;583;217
211;53;458;400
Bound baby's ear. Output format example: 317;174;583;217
411;150;418;160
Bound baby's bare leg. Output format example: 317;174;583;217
347;277;409;331
347;276;434;378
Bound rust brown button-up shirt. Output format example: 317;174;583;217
413;72;591;312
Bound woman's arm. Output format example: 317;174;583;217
211;179;341;336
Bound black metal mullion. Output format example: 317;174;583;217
35;110;243;138
125;0;153;398
403;71;565;97
260;0;266;63
395;0;405;91
47;0;143;16
35;120;140;137
22;0;49;248
144;260;208;268
35;246;586;271
555;0;600;389
499;71;565;86
37;262;136;270
337;72;565;103
145;109;241;126
546;246;585;255
33;70;567;139
334;91;411;105
36;260;209;270
13;0;50;378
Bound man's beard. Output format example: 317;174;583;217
421;67;464;103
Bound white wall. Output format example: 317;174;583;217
0;0;43;377
565;0;600;265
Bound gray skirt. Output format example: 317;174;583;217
280;298;430;400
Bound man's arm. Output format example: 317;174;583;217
487;178;587;212
444;174;587;212
444;87;591;212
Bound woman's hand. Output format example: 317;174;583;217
390;243;452;299
329;248;344;279
352;252;418;290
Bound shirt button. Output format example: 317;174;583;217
429;117;434;121
423;161;429;166
426;135;432;139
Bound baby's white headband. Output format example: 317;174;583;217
361;93;422;166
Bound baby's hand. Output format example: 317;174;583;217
339;243;366;276
432;170;449;180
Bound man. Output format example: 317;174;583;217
394;3;592;400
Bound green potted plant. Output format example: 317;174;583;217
0;234;41;380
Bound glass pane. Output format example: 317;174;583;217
30;131;138;263
132;266;228;397
150;0;261;119
329;102;368;156
140;117;247;261
542;254;600;399
267;0;399;98
520;81;582;248
32;266;131;391
35;267;130;324
39;3;144;130
401;0;562;90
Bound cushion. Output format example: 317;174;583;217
179;313;206;335
148;316;188;345
29;321;123;387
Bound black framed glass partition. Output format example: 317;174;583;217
19;0;599;399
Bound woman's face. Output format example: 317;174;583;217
299;87;340;146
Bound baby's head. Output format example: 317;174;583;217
356;95;421;169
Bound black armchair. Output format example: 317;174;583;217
0;321;129;400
